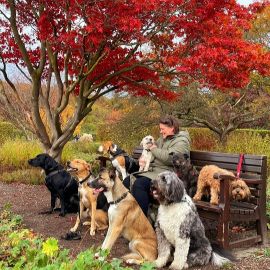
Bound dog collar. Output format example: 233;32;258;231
79;173;92;185
46;169;64;178
108;191;129;205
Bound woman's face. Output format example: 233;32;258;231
159;123;175;139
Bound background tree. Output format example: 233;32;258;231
0;0;269;160
167;83;270;144
97;96;161;151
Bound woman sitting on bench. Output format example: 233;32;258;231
123;115;191;216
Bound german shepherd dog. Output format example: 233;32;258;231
67;159;108;236
89;168;157;264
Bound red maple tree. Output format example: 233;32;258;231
0;0;269;159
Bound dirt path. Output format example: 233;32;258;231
1;182;270;269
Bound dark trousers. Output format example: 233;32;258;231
123;175;151;216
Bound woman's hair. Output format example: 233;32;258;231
159;115;180;134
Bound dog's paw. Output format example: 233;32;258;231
83;221;91;226
192;194;200;201
90;229;96;236
59;212;66;217
70;227;76;232
125;258;141;265
154;258;166;268
169;262;182;270
183;263;189;269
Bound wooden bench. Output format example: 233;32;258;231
98;148;268;249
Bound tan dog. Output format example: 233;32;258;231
98;141;128;179
89;168;157;264
67;159;108;235
193;165;251;205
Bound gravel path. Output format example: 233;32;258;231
1;182;270;269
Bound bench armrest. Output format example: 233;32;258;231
213;173;232;212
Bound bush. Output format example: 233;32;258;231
62;141;100;162
187;128;218;151
216;132;270;170
0;122;24;145
0;206;154;270
0;168;43;184
0;139;42;168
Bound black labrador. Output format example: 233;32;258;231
28;153;79;216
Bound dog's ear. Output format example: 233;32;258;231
44;155;58;170
166;173;185;202
85;162;91;172
242;180;252;200
140;139;144;146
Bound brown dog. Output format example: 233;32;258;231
193;165;251;205
89;168;157;264
67;159;108;235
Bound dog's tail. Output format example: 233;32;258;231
211;244;236;267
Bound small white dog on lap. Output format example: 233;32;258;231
151;171;234;270
139;135;155;172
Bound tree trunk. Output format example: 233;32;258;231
47;147;64;162
219;132;229;147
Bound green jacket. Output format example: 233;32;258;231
136;130;191;180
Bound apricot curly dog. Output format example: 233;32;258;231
193;165;251;205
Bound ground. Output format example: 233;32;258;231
1;182;270;270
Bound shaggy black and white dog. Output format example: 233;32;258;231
151;171;234;270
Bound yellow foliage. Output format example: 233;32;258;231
40;104;83;137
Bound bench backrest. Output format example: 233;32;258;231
191;150;268;206
132;147;267;205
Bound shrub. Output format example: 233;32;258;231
0;168;43;184
216;132;270;169
62;141;100;161
0;122;25;145
0;139;42;168
0;206;153;270
187;128;218;151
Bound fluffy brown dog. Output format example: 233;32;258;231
67;159;108;236
193;165;251;205
89;168;157;264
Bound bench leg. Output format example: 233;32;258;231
217;216;230;249
257;219;268;246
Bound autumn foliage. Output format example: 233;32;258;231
0;0;269;94
0;0;270;158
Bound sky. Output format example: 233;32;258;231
237;0;255;5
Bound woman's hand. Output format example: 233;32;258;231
149;143;157;150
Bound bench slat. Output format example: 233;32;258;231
192;160;263;174
190;150;266;163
